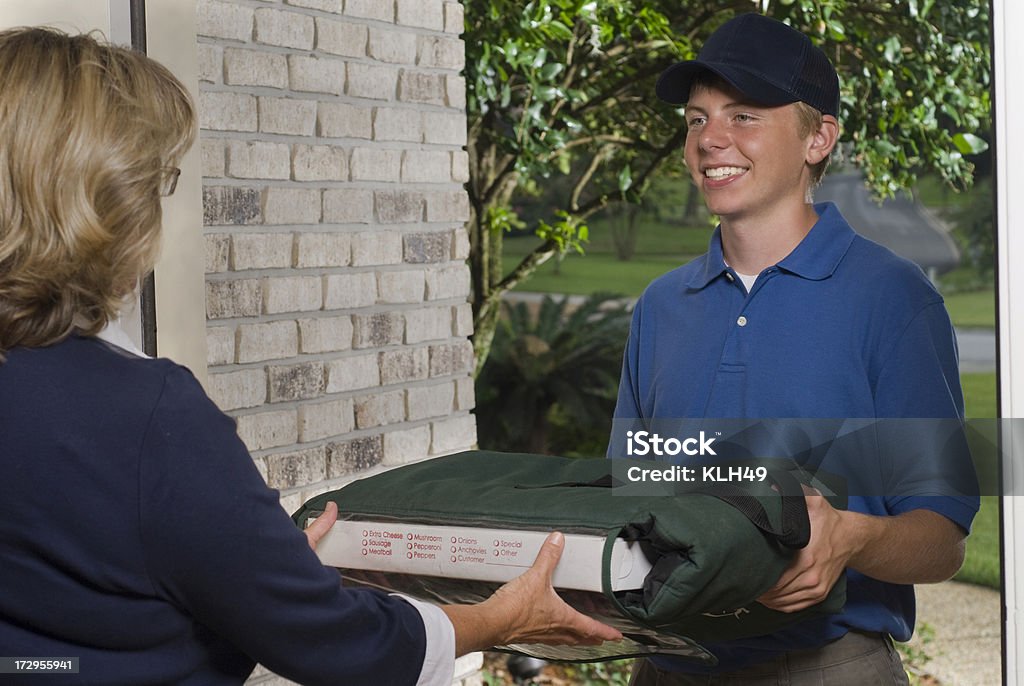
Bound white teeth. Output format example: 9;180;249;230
705;166;746;179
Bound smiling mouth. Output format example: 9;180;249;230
704;166;747;179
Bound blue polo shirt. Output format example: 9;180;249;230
611;202;979;671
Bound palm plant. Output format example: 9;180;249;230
475;293;632;455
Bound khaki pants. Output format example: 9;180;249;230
629;631;910;686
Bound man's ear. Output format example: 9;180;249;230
807;115;839;165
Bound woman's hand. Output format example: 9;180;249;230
442;531;623;655
304;501;338;551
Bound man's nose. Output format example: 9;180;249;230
699;119;728;151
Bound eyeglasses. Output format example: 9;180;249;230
159;167;181;197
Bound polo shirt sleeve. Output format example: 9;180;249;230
872;300;979;533
138;365;437;686
608;301;646;456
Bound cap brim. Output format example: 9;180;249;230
655;60;800;107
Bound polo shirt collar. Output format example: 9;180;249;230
685;202;856;289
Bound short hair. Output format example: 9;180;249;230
688;73;833;190
0;27;196;357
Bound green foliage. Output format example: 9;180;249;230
560;659;634;685
465;0;992;372
475;293;631;454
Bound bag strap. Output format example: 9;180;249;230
697;469;810;550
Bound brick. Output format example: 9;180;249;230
373;107;421;142
377;269;425;304
299;315;353;353
425;263;471;300
354;390;405;429
264;188;322;225
318;102;372;140
376;190;423;223
398;71;446;107
353;312;404;348
455;376;476;410
292;144;347;181
327;435;383;478
429;340;474;377
324;272;377;309
316;18;367;57
199;92;257;132
206;326;235;366
208;368;267;411
206;279;261;319
404;231;449;263
197;44;221;84
296;232;350;268
405;306;452;343
268;361;325;402
382;425;431;466
264;275;323;313
402;150;451;184
286;0;341;11
444;2;464;35
237;320;298;362
205;233;230;273
451;150;469;183
417;36;464;70
265;446;326;489
431;414;477;454
224;48;288;88
454;303;474;337
289;55;345;95
201;139;226;178
408;382;455;421
347;63;398;101
226;140;290;180
380;347;429;385
422;110;467;145
452;226;470;260
299;398;355;442
350;148;401;182
397;0;444;31
425;190;470;222
231;232;292;270
255;8;315;49
325;352;380;393
369;28;417;64
345;0;393;22
323;189;374;224
197;0;254;42
259;97;317;135
352;231;403;266
447;75;466;109
236;409;298;451
204;187;262;226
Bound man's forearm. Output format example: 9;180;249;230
842;509;966;584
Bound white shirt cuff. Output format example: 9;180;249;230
392;594;455;686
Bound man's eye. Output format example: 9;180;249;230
687;117;705;127
734;113;753;123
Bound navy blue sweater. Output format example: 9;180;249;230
0;335;426;685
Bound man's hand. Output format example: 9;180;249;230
758;486;853;613
304;501;338;551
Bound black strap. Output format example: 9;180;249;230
697;469;810;549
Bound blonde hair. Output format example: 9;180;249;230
0;27;196;357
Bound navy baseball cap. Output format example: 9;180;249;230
656;13;840;118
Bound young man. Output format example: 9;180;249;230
612;13;979;685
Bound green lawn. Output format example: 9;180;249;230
944;289;996;329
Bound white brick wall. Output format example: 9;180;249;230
198;5;476;680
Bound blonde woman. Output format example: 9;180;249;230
0;28;618;686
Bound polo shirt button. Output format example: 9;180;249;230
737;316;748;327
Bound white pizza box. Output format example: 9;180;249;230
314;520;653;592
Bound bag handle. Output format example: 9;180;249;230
697;469;810;550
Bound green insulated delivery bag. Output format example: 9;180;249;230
293;451;846;664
